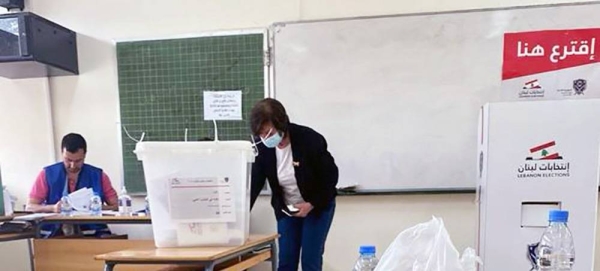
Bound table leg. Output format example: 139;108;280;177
34;223;42;239
104;263;115;271
205;262;215;271
270;240;278;271
27;238;35;271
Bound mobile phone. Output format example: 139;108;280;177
287;204;299;213
282;204;300;217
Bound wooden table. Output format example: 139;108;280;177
0;231;35;242
34;214;151;238
0;215;15;222
0;214;36;243
40;214;151;223
33;215;153;271
95;234;279;271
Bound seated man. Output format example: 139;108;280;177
26;133;118;237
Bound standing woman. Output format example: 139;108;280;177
249;98;338;271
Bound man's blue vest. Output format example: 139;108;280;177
42;162;110;237
45;162;105;204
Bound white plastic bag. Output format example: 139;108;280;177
374;216;481;271
3;186;14;216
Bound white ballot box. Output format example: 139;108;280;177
477;99;600;271
135;141;255;247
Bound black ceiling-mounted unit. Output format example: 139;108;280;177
0;0;24;11
0;12;78;79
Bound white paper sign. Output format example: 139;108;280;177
203;91;242;120
167;177;235;223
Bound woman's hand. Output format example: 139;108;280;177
293;202;314;217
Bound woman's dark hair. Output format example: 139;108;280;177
250;98;290;135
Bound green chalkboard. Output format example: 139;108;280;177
116;33;266;193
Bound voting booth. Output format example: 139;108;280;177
477;100;600;271
135;141;254;248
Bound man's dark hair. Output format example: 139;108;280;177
250;98;290;136
61;133;87;153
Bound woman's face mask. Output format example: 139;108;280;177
261;128;283;148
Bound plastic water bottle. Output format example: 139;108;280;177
144;196;150;216
352;245;378;271
537;210;575;271
59;196;75;235
89;193;102;216
118;186;132;216
60;196;72;216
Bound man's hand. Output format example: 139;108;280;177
26;198;61;213
52;201;61;213
293;202;314;218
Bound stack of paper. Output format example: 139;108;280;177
101;210;119;216
13;213;56;221
68;188;94;212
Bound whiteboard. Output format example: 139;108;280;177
272;2;600;192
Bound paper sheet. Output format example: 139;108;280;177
68;188;94;212
167;177;235;223
13;213;56;221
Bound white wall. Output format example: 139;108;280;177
0;78;54;208
0;0;592;270
251;194;478;271
0;240;31;271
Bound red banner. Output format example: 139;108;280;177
503;28;600;80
